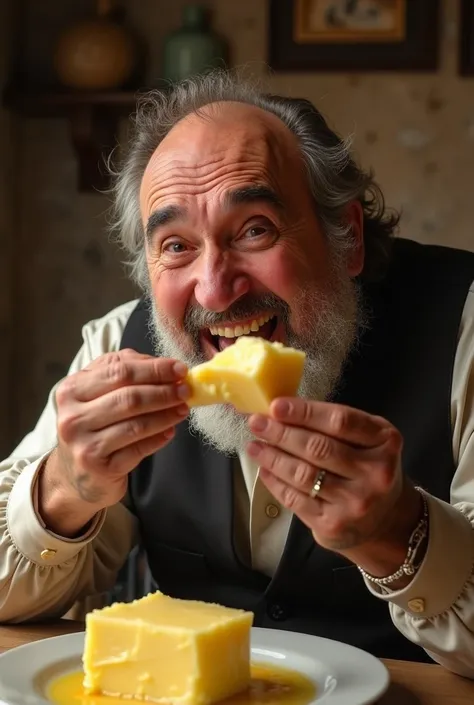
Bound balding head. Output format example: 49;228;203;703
153;100;297;163
139;100;312;229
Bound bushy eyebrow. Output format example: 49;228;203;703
146;205;187;241
224;185;284;211
145;185;284;241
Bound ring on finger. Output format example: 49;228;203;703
309;469;327;498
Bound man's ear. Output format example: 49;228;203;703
345;201;365;277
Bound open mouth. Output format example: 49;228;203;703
201;313;280;355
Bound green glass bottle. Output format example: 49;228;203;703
162;5;228;83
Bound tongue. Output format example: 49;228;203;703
218;319;275;351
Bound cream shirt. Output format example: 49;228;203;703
2;296;474;677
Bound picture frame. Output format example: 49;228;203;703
268;0;440;72
459;0;474;76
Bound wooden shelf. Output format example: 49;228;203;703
2;86;151;192
3;87;143;116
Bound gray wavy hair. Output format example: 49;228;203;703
109;69;399;289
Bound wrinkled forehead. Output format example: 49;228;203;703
139;102;301;204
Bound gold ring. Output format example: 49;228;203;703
310;470;326;498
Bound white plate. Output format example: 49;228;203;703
0;627;389;705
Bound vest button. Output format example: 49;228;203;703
267;603;287;621
265;503;280;519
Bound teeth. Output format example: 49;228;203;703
209;314;273;338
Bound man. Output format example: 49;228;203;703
1;71;474;676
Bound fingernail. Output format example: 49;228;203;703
164;427;175;440
249;415;268;432
173;362;187;378
273;399;290;416
177;383;190;399
247;441;263;457
176;404;189;416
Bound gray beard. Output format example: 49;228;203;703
147;261;363;456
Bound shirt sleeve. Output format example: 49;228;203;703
363;286;474;677
0;301;139;623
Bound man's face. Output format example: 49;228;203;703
140;102;364;454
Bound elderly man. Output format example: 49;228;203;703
1;71;474;675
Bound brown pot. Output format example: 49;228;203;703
54;0;136;90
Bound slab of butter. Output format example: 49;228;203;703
83;591;254;704
186;336;306;414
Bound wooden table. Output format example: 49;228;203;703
0;621;473;704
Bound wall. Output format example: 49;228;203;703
0;0;17;457
8;0;474;444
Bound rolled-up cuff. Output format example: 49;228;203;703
7;456;106;566
363;494;474;618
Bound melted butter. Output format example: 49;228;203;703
47;663;316;705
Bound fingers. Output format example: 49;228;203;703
86;406;189;457
257;467;323;526
52;349;192;505
247;441;345;500
258;466;370;552
108;428;178;475
247;417;362;479
60;384;190;436
60;351;188;403
249;399;406;555
269;398;391;448
249;441;352;503
62;403;188;481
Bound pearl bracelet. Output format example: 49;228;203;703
357;487;429;587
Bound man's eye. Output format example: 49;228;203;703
238;222;278;250
246;226;268;238
163;241;187;254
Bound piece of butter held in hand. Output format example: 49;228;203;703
186;336;306;414
83;591;253;705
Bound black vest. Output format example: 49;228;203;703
120;238;474;663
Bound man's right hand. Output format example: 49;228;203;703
38;349;190;537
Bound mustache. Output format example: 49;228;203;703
183;293;291;333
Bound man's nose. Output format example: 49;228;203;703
193;250;250;313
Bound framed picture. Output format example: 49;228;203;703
459;0;474;76
269;0;440;72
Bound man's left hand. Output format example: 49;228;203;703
247;398;423;580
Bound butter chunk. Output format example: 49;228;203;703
187;336;306;414
83;591;254;704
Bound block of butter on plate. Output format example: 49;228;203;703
186;336;306;414
83;591;254;704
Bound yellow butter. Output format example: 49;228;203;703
83;591;254;705
187;336;306;414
